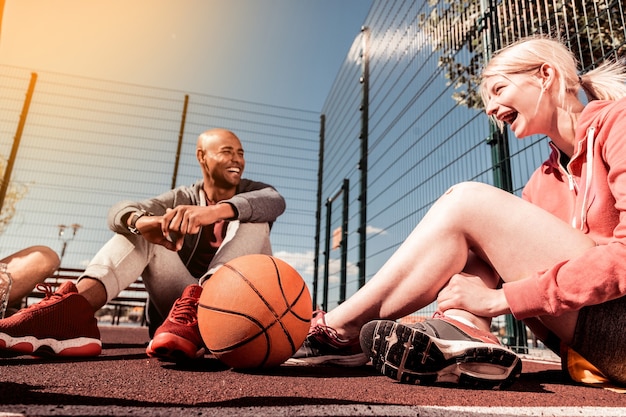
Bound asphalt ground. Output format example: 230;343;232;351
1;325;626;417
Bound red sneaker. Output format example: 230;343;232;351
287;310;368;366
146;284;205;362
0;281;101;357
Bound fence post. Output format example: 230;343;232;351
323;197;332;311
480;0;527;354
358;26;370;289
171;94;189;189
339;178;349;304
0;72;37;213
312;114;325;310
322;180;350;311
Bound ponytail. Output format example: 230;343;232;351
580;61;626;101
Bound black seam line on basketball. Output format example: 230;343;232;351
268;257;313;346
198;303;297;327
225;258;299;352
288;280;310;323
210;329;271;367
197;302;308;355
198;257;301;354
268;256;299;352
205;311;272;367
209;321;272;367
202;305;270;353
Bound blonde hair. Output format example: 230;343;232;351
480;36;626;128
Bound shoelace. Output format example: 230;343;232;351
308;310;325;332
16;283;64;313
432;311;445;319
36;283;65;302
309;317;352;347
170;296;198;325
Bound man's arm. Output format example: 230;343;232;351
226;183;286;224
106;187;190;235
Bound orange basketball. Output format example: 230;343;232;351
197;254;312;369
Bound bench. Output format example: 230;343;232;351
26;267;148;326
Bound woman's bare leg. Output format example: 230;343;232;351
324;182;595;344
2;246;60;305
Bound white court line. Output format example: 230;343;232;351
424;406;626;416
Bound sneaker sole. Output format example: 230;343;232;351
146;332;205;362
285;352;369;367
0;332;102;357
362;320;522;389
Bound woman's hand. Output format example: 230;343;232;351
437;273;511;318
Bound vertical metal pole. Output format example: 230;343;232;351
488;124;512;192
480;0;526;354
358;26;370;289
322;198;332;311
313;115;325;310
339;178;349;304
483;4;512;192
0;0;5;42
171;94;189;189
0;72;37;212
480;0;513;192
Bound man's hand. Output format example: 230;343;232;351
131;204;236;252
436;273;511;318
162;205;221;236
159;204;236;250
132;215;179;251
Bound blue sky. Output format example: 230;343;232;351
0;0;373;279
0;0;373;112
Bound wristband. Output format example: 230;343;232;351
128;210;151;235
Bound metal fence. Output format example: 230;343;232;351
316;0;625;352
0;66;320;287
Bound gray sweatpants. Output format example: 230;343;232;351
78;221;272;331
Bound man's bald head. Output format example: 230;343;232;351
197;128;240;151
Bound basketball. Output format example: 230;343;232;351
197;254;312;369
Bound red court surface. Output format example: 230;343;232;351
1;325;626;416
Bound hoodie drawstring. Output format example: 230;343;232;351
578;126;595;231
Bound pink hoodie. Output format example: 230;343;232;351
503;97;626;319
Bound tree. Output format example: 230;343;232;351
421;0;626;109
0;157;28;235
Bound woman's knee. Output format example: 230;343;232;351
434;182;498;218
442;181;495;199
2;245;60;275
34;246;61;272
